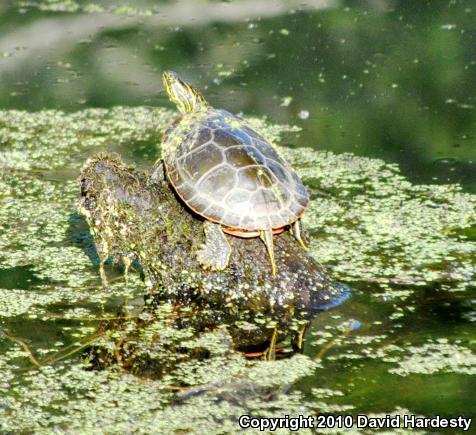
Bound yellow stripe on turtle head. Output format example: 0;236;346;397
162;70;208;114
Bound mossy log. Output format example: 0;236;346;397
79;153;346;350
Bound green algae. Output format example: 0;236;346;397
282;147;476;287
383;340;476;376
0;107;475;432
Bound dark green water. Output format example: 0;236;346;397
0;1;475;432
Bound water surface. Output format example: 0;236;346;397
0;1;475;432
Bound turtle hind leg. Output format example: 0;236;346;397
291;219;308;250
260;229;277;275
196;221;231;271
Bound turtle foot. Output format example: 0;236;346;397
196;221;231;271
196;243;229;271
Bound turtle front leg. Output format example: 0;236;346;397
151;160;166;183
291;219;308;250
196;221;232;271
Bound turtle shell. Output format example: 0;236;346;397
162;108;308;231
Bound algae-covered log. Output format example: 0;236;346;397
79;153;346;349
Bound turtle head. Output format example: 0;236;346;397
163;70;207;114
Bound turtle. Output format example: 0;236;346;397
158;70;309;275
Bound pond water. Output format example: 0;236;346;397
0;1;475;432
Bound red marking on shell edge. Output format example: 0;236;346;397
223;227;285;238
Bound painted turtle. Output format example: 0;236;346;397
159;71;309;274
